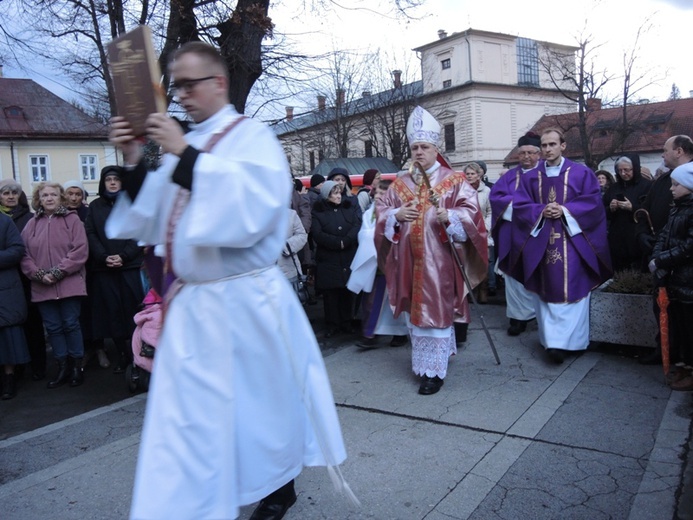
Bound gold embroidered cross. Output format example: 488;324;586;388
549;229;562;245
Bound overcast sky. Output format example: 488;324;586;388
3;0;691;117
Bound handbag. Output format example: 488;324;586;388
287;244;310;304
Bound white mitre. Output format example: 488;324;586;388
406;106;440;146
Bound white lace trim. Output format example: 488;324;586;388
410;325;456;378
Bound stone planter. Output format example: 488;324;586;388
589;281;658;348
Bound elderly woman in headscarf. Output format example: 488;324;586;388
21;182;88;388
604;154;652;271
0;180;47;380
311;180;362;338
85;166;145;374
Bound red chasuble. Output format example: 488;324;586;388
375;165;488;328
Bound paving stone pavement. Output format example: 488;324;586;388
0;302;691;519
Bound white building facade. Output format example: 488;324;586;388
276;28;578;180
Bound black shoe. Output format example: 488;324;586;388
47;359;70;389
389;335;408;347
249;482;297;520
638;348;662;365
546;348;566;364
1;373;16;400
418;375;444;395
356;337;378;349
454;323;468;343
507;318;528;336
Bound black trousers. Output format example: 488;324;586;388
322;287;354;329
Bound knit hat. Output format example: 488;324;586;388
671;162;693;191
63;180;89;198
476;160;488;175
406;106;440;145
517;132;541;149
310;173;325;188
363;169;379;186
327;167;352;189
320;180;338;200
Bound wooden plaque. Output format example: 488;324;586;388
107;25;167;136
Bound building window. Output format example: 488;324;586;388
441;58;451;70
79;154;98;181
318;149;324;161
517;37;539;87
365;140;373;158
443;79;452;89
309;151;315;170
444;124;455;152
30;155;49;182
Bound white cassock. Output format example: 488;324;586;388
107;105;346;520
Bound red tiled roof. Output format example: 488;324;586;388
0;78;108;139
504;97;693;165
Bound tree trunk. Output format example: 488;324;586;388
216;0;272;114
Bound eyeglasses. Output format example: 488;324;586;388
171;76;217;95
617;168;633;174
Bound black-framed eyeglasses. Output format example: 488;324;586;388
171;76;217;95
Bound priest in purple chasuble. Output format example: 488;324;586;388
509;128;611;363
376;106;487;395
489;132;541;336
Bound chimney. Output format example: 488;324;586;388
585;98;602;111
392;70;402;89
0;65;3;78
438;30;447;40
285;106;294;122
362;90;371;98
336;88;345;106
317;95;326;111
689;90;693;98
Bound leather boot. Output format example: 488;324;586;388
507;318;528;336
454;322;468;344
47;359;70;389
69;357;84;387
1;373;16;400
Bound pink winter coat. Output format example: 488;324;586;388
20;208;88;302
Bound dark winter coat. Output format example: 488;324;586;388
636;170;674;257
84;176;144;273
651;194;693;302
604;154;652;270
0;213;27;326
311;198;361;290
6;201;32;232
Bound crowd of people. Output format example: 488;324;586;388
1;39;692;519
0;169;146;400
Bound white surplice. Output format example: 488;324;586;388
107;105;346;520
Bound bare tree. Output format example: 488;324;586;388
538;26;611;169
537;20;660;169
3;0;426;119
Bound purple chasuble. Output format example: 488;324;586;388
490;165;524;275
510;159;611;303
